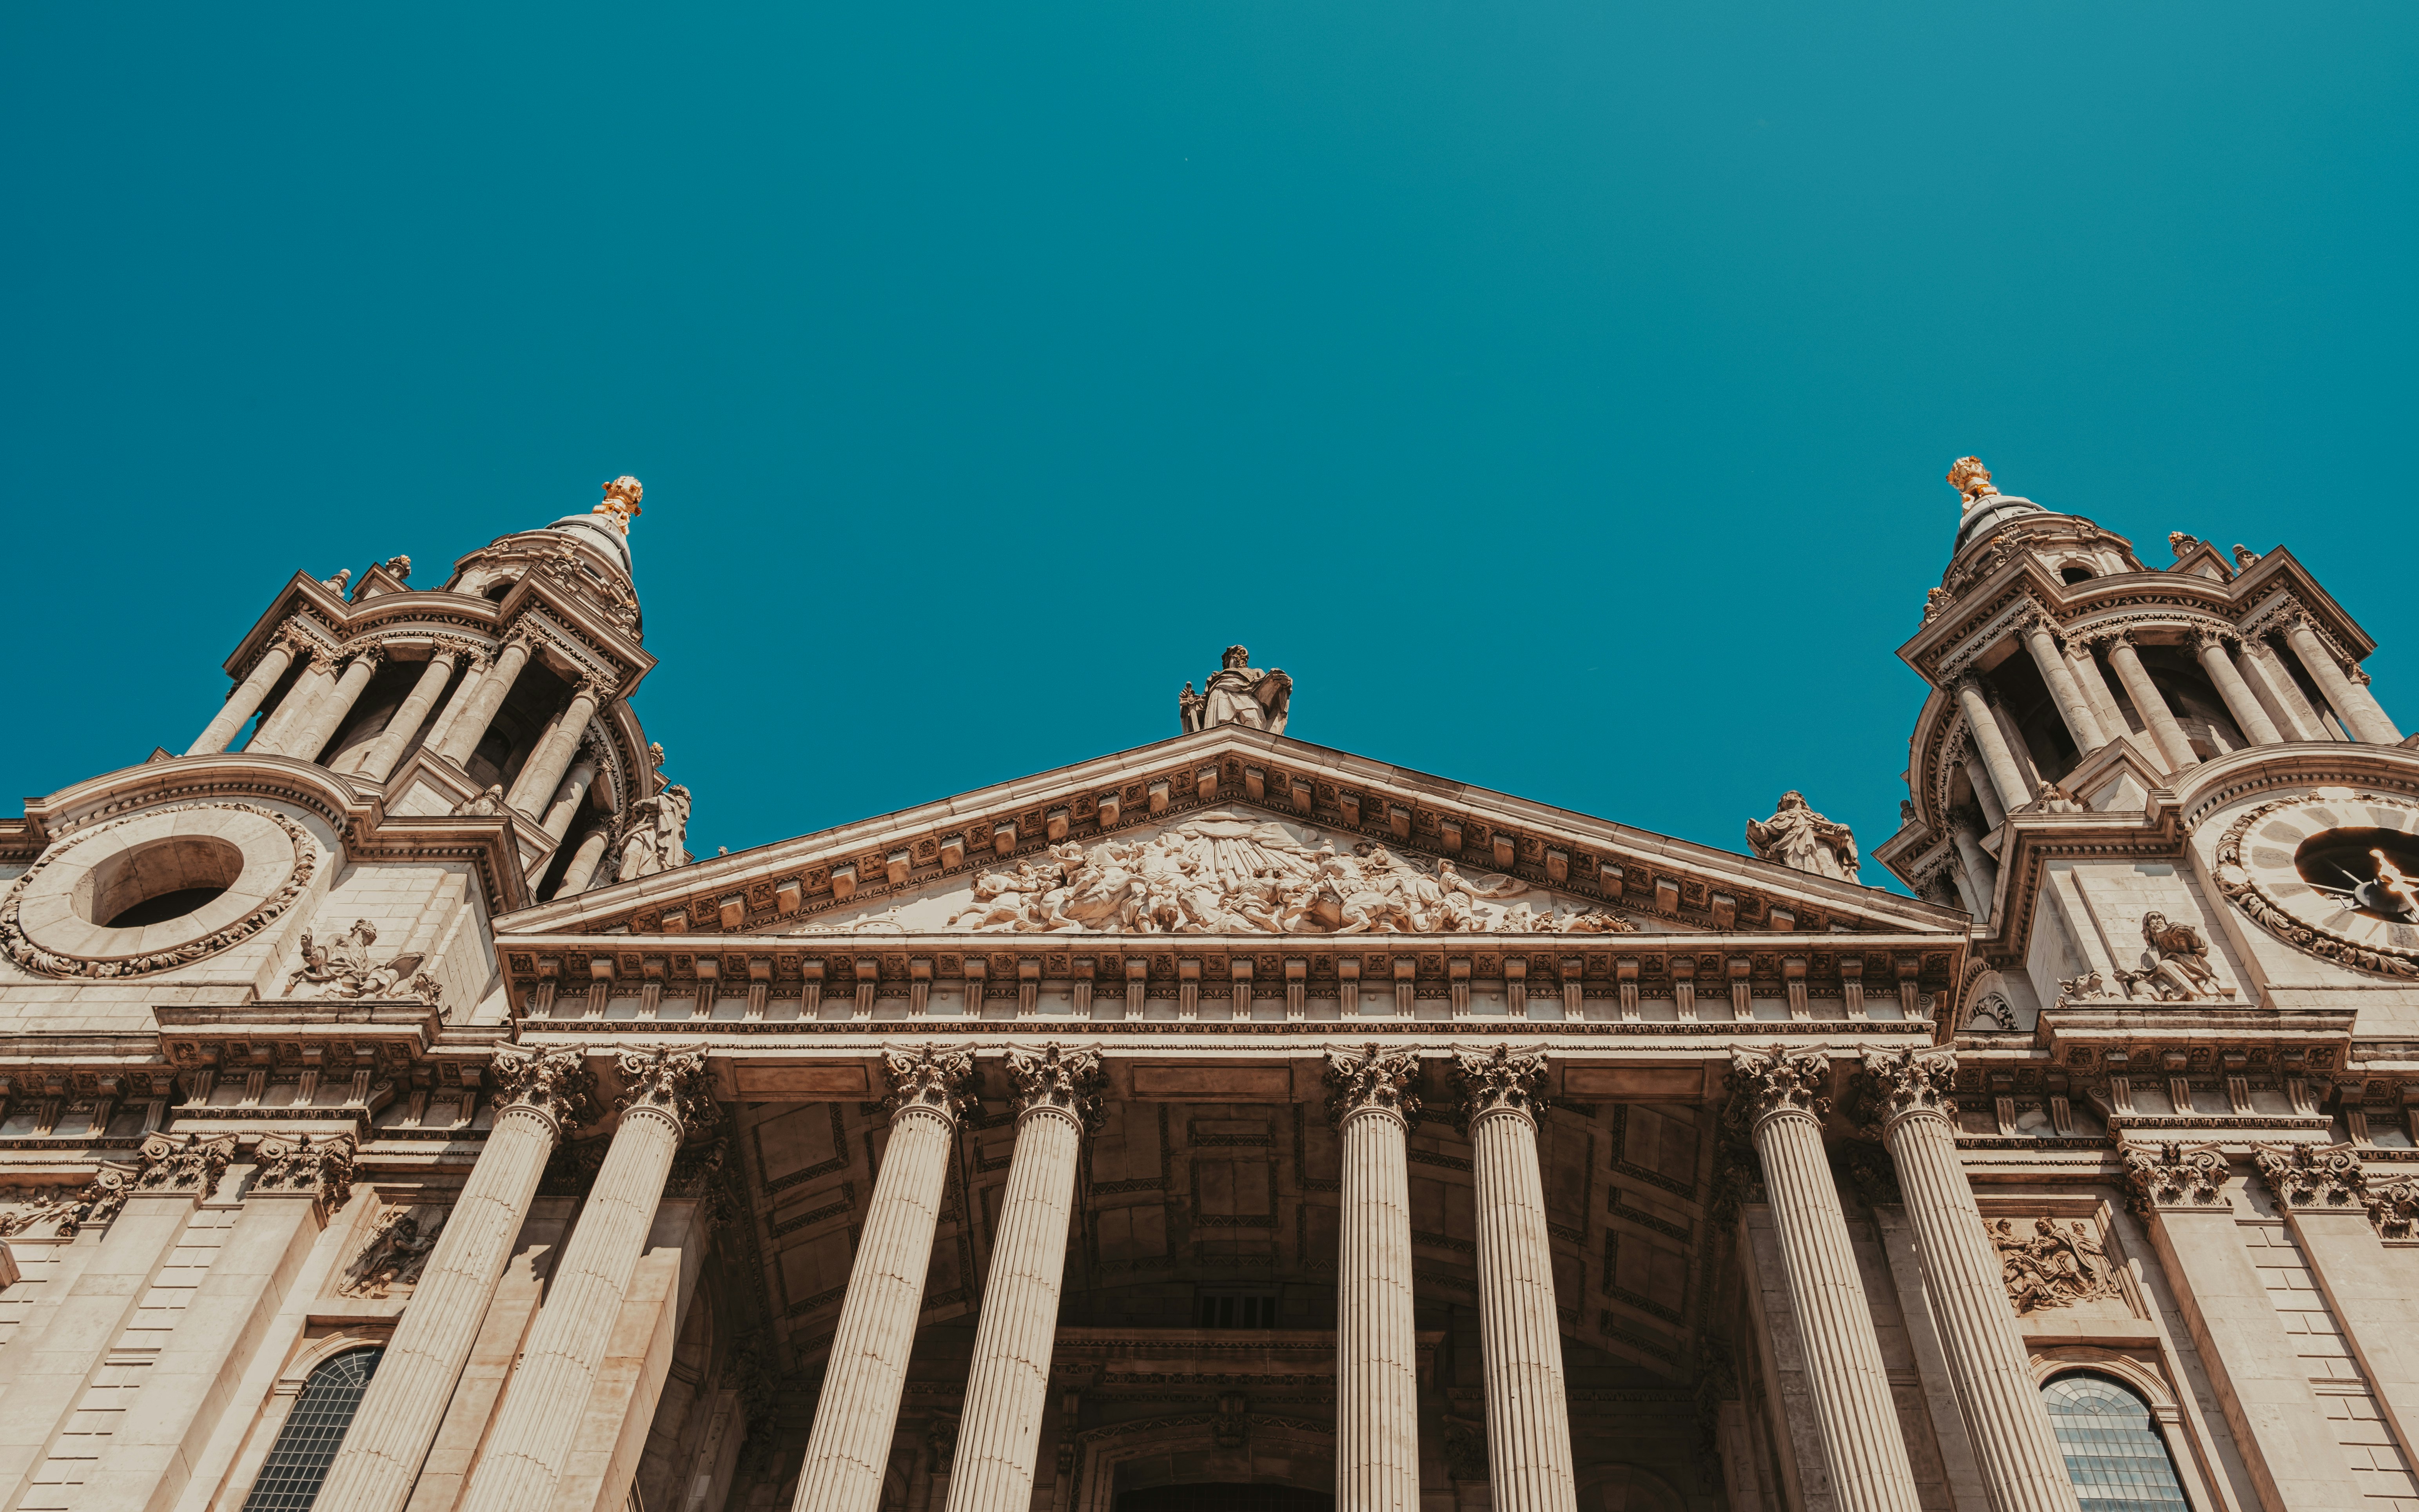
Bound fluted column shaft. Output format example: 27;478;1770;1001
541;755;601;842
2194;634;2283;746
457;1098;690;1512
249;655;335;756
188;642;293;755
2286;618;2397;744
508;684;602;816
1952;680;2030;813
2067;646;2129;745
286;651;381;765
1470;1104;1579;1512
791;1101;961;1512
355;649;460;781
944;1105;1085;1512
556;826;613;899
2346;671;2403;743
435;638;532;765
2020;619;2107;752
1748;1098;1923;1512
1337;1104;1420;1510
314;1069;577;1512
1878;1102;2080;1512
2103;637;2199;771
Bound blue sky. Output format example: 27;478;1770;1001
5;4;2414;889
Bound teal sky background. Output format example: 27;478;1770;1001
5;4;2415;889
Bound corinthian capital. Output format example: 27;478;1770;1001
133;1131;239;1196
1726;1045;1831;1130
880;1043;976;1124
2252;1142;2366;1213
1324;1043;1421;1129
1452;1045;1548;1128
615;1044;718;1137
252;1132;357;1209
1005;1042;1106;1130
2121;1140;2228;1217
492;1044;597;1131
1851;1046;1957;1137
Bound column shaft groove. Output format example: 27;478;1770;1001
1471;1107;1579;1512
1337;1108;1420;1512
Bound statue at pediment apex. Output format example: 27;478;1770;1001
1182;646;1291;734
1746;791;1860;884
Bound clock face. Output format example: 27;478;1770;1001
2212;791;2419;977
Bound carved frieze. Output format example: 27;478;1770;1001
285;918;442;1007
0;1169;133;1238
1991;1217;2120;1312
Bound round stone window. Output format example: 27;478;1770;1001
0;802;318;978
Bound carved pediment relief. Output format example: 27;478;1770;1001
784;809;1641;938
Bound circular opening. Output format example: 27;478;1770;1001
2294;827;2419;924
74;836;245;929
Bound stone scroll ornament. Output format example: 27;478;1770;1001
1450;1044;1549;1129
490;1045;597;1131
252;1133;357;1208
1322;1044;1422;1128
1004;1043;1107;1129
1725;1045;1833;1127
2252;1142;2369;1213
2121;1141;2228;1217
0;802;316;979
134;1132;240;1196
1848;1046;1956;1136
614;1045;718;1137
879;1044;978;1123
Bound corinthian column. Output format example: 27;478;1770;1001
314;1047;593;1512
945;1045;1106;1512
2192;630;2283;746
189;635;296;755
1453;1046;1578;1512
1856;1049;2079;1512
2101;633;2199;771
354;646;462;781
790;1045;976;1512
2018;613;2107;752
1326;1043;1423;1512
288;646;385;764
460;1046;715;1512
1728;1046;1922;1512
435;636;533;765
507;678;608;817
1951;678;2031;813
2285;614;2399;744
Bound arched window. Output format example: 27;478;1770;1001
2041;1372;2190;1511
241;1347;383;1512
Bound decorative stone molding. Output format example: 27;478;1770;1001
1849;1045;1956;1136
1004;1042;1107;1129
1324;1042;1421;1129
1450;1044;1548;1129
338;1204;445;1297
2365;1175;2419;1240
134;1131;239;1196
252;1131;357;1209
0;801;317;979
1990;1216;2121;1313
613;1044;717;1137
491;1044;597;1133
2253;1141;2368;1212
0;1167;135;1237
878;1043;976;1123
2121;1140;2229;1216
1724;1044;1831;1131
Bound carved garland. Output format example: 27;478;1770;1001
2211;795;2419;980
0;802;317;979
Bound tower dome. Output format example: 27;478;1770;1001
445;477;646;636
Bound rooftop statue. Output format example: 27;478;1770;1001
594;475;644;536
1745;791;1860;884
1181;645;1292;735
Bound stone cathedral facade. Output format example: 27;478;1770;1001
2;461;2416;1512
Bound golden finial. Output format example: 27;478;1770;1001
1946;456;1998;506
594;476;644;536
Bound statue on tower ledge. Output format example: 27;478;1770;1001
1180;645;1292;735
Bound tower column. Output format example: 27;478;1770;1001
434;636;533;766
555;826;615;899
1948;819;1996;918
354;647;462;781
2240;637;2332;739
2066;643;2130;745
506;680;605;817
1958;747;2007;831
249;650;336;757
2019;614;2107;752
539;754;601;843
188;637;295;756
1454;1047;1580;1512
2101;633;2199;770
1951;678;2031;813
1327;1044;1423;1512
1729;1046;1924;1512
312;1047;593;1512
1858;1050;2081;1512
2193;630;2283;746
287;647;385;764
2346;668;2403;743
457;1047;713;1512
789;1046;976;1512
944;1047;1105;1512
2285;615;2399;744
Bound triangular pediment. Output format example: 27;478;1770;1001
501;728;1962;941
